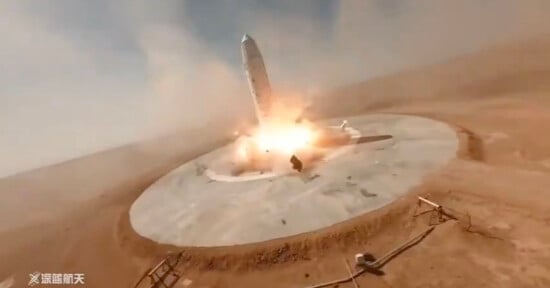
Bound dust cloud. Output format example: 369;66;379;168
1;0;550;177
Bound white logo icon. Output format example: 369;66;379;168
28;272;41;287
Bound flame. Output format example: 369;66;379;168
255;124;314;155
234;94;317;163
235;121;317;164
237;141;249;159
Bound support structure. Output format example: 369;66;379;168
413;196;456;224
134;252;183;288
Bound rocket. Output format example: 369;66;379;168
241;34;273;126
237;34;362;173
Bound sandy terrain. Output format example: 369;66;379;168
2;34;550;288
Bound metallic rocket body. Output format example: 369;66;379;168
241;34;273;126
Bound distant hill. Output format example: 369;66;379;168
0;120;235;232
309;34;550;118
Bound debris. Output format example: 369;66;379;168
309;174;320;181
290;155;303;172
360;188;377;198
281;219;286;225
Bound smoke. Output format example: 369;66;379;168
1;0;550;177
136;23;250;135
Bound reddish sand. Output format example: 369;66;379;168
2;35;550;288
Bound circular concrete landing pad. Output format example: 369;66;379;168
129;114;458;247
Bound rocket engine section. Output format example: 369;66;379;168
241;34;273;126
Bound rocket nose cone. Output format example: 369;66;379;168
242;34;251;43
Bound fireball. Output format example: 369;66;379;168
234;120;318;166
254;123;315;155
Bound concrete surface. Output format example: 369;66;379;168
129;114;458;247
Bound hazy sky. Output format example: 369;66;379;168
1;0;550;177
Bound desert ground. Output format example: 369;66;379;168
2;34;550;288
